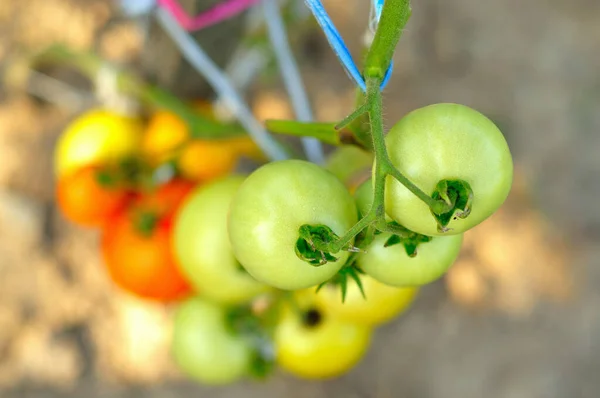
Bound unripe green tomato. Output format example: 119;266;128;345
357;232;463;287
384;103;513;236
171;298;252;385
173;176;270;304
325;145;373;187
228;160;358;290
353;178;463;287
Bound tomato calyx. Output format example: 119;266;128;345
295;224;342;266
379;221;433;257
430;179;474;233
316;263;366;303
133;211;160;237
225;305;276;380
296;224;361;266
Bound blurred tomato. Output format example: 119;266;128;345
311;275;418;326
325;145;373;191
274;299;371;379
100;179;195;301
137;178;196;221
171;298;253;385
54;109;143;178
56;165;132;227
141;102;216;163
177;136;263;181
141;110;189;162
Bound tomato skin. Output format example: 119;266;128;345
142;110;189;162
101;179;194;301
173;176;270;304
177;140;237;181
311;275;418;326
138;178;196;221
384;103;513;236
358;232;463;287
142;106;262;179
228;160;358;290
54;109;143;178
171;298;252;384
101;210;191;301
274;300;371;379
56;165;131;227
325;145;373;190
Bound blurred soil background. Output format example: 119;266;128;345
0;0;599;397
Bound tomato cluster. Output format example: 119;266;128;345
55;101;512;383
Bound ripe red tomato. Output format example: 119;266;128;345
56;165;132;227
100;179;195;301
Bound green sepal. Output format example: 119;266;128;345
382;222;432;257
430;179;474;233
295;224;353;266
225;306;276;381
248;344;276;380
321;263;367;303
133;211;160;237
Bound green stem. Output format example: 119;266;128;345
364;0;412;80
325;77;444;253
266;120;340;145
334;103;368;131
365;77;448;214
329;211;377;253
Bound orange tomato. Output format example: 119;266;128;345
177;140;237;181
100;178;195;301
142;103;264;180
177;136;264;181
137;178;196;221
56;165;132;227
141;101;216;163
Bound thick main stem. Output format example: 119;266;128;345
364;0;411;80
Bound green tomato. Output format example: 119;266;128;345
173;176;270;304
171;298;252;385
325;146;373;187
354;177;463;286
357;232;463;287
228;160;358;290
353;179;373;218
384;103;513;236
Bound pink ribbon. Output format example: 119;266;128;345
157;0;260;31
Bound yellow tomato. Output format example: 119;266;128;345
54;109;143;177
274;299;371;379
141;110;189;162
311;275;418;326
141;101;215;163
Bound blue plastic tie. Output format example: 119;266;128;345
303;0;393;92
